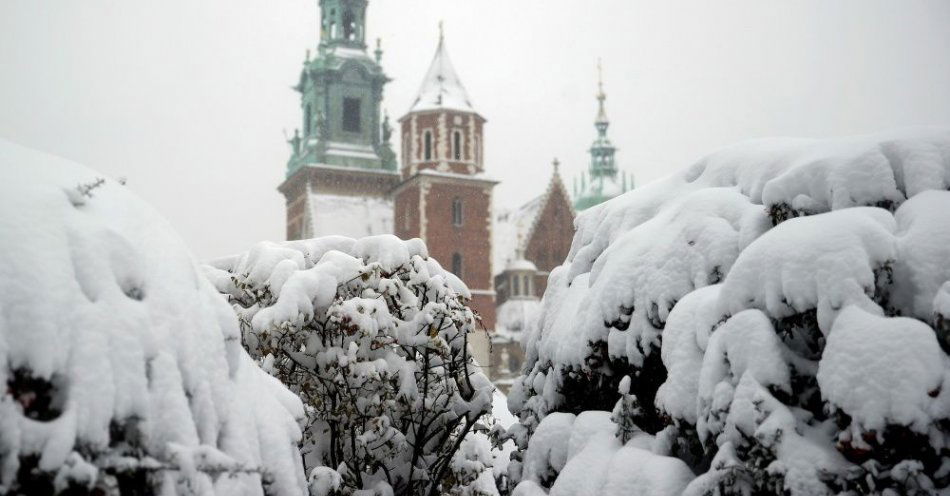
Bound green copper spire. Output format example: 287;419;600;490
590;59;617;179
574;60;630;211
286;0;396;176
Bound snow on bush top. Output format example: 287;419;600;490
508;129;950;495
0;140;306;495
205;233;494;494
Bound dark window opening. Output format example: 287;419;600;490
342;98;361;133
304;104;312;136
452;198;463;226
342;9;357;41
424;131;433;160
452;253;463;278
453;131;462;160
512;274;521;296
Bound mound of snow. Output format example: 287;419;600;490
507;129;950;495
515;411;692;496
0;140;306;495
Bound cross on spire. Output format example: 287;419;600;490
596;59;609;125
597;58;605;97
553;157;560;175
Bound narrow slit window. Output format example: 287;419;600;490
452;253;463;278
424;130;433;160
304;104;312;136
453;130;462;160
452;198;463;226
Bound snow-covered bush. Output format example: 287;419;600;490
204;235;495;495
0;140;307;495
506;129;950;494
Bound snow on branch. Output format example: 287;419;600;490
205;234;496;495
505;129;950;495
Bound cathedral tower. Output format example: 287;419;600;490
279;0;400;240
393;28;498;330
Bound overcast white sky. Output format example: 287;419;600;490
2;1;949;259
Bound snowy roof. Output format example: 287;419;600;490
408;34;476;114
493;167;575;276
505;258;538;273
493;195;544;275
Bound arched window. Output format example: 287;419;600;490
424;130;433;161
452;253;463;277
512;274;521;296
452;197;463;226
453;130;462;160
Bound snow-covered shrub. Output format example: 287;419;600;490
0;140;307;495
506;129;950;495
204;235;494;495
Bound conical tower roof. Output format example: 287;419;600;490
408;25;475;114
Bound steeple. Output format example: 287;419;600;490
408;24;476;114
589;59;616;179
573;60;631;211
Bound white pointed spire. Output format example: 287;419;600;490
409;23;475;113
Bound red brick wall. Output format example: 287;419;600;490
393;175;496;329
424;181;492;287
393;183;421;240
423;179;495;329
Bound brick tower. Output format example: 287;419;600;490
279;0;401;240
393;27;498;330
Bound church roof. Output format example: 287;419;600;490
408;31;476;114
493;162;575;276
493;195;543;276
